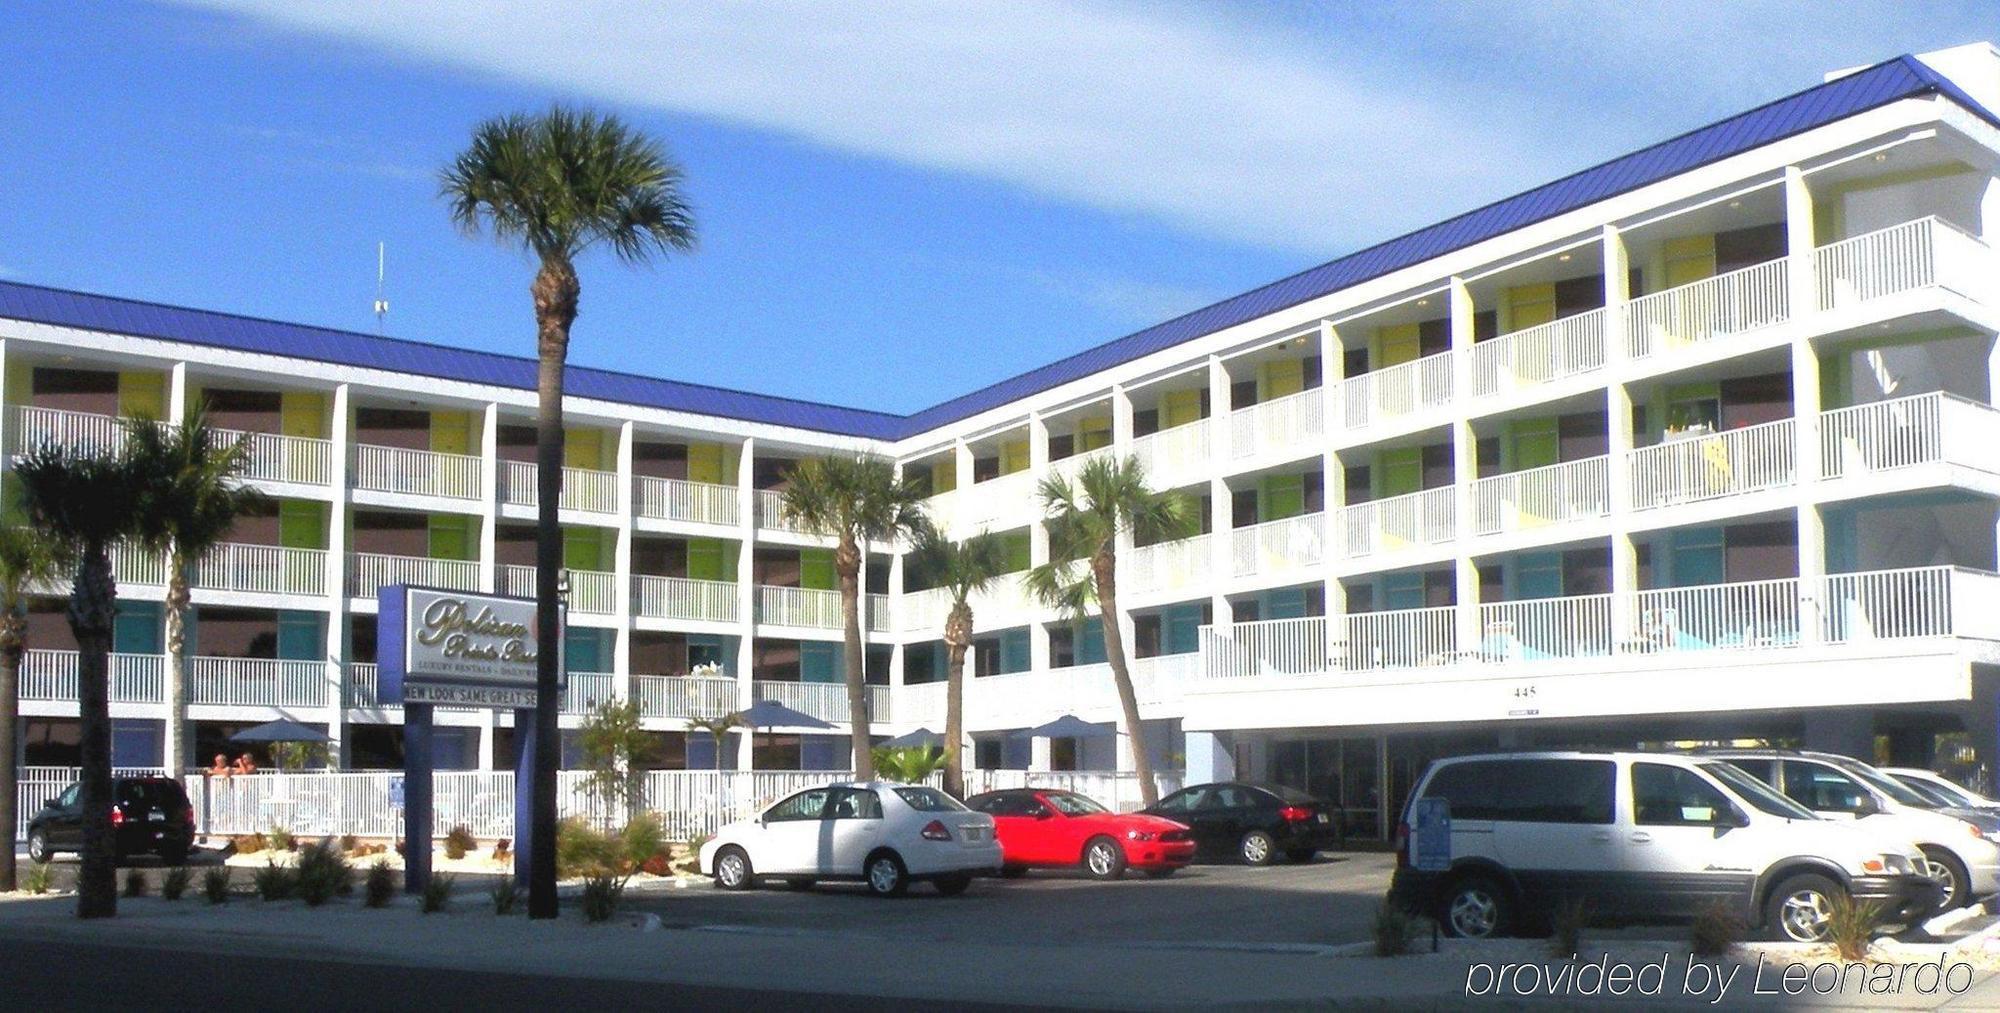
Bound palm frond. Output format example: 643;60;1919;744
779;455;928;546
908;523;1009;603
123;412;267;561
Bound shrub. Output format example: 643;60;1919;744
640;853;673;877
268;826;295;853
495;838;511;856
1550;897;1591;959
233;832;268;855
1691;900;1744;957
22;861;51;895
580;874;624;923
1372;902;1421;957
619;813;664;872
253;862;298;901
123;868;148;898
202;867;231;904
296;838;355;907
556;818;621;879
364;860;396;909
490;877;519;915
421;873;454;914
338;834;359;854
444;825;477;861
162;866;191;901
1826;892;1880;962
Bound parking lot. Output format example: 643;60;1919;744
627;851;1398;948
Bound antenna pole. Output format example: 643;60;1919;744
373;241;389;334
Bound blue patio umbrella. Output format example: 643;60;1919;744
1013;714;1115;739
734;699;835;730
228;719;331;744
880;727;945;749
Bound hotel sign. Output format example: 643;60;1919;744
378;586;565;709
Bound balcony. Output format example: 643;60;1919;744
1230;389;1326;463
754;489;809;534
896;652;1200;730
1050;444;1116;485
633;574;737;623
20;650;165;704
1470;456;1609;537
751;679;893;724
952;470;1037;530
1131;418;1212;485
1339;487;1456;558
1341;350;1453;430
559;672;618;715
635;475;738;526
756;585;842;629
1230;512;1326;579
1815;216;1997;312
633;673;737;720
190;657;326;708
500;460;620;514
213;427;335;488
1627;417;1795;511
347;551;480;597
10;404;133;455
501;564;616;615
352;443;482;501
1199;565;2000;680
105;542;328;598
1819;392;2000;485
1625;258;1790;360
897;573;1033;635
1470;308;1607;399
345;662;385;708
1127;533;1212;596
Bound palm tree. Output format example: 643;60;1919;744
908;523;1008;798
687;712;743;772
0;525;65;893
870;745;946;784
125;413;264;782
441;106;694;918
16;442;150;918
780;455;928;779
1025;455;1193;807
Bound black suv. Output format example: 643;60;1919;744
26;777;195;864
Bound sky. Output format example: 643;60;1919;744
0;1;1994;414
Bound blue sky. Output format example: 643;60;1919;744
1;2;1993;413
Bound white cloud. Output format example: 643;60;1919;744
169;1;1994;256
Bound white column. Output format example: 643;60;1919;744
1030;735;1052;773
1027;413;1052;674
1319;321;1344;663
1109;386;1137;670
613;420;636;701
477;710;496;772
325;383;353;767
734;437;758;769
1785;167;1827;641
166;361;189;424
1448;277;1480;651
0;340;11;473
477;403;500;594
1206;356;1234;629
1604;226;1640;647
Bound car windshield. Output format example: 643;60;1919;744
1044;792;1107;816
1893;774;1968;808
1702;762;1817;820
1835;760;1935;808
892;787;967;812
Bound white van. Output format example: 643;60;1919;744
1703;749;2000;911
1391;751;1938;942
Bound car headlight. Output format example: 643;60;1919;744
1125;829;1156;841
1863;853;1913;875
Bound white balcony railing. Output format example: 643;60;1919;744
1131;417;1212;484
956;470;1037;529
1819;392;2000;481
189;657;326;708
1230;388;1326;459
213;427;335;487
757;585;843;629
1051;444;1116;485
560;672;618;715
1628;417;1795;510
348;552;480;597
633;574;737;623
1470;456;1610;536
1345;606;1460;670
751;680;893;724
195;543;327;597
1816;216;1998;311
633;674;737;720
1127;533;1212;595
352;443;482;501
10;404;132;455
866;592;892;634
1625;258;1790;360
1340;486;1456;557
635;476;738;526
1478;594;1613;662
1470;308;1607;397
20;650;166;704
1342;350;1454;429
500;460;621;514
900;654;1198;728
501;564;616;615
754;489;813;534
897;573;1033;634
345;663;387;709
1230;512;1326;578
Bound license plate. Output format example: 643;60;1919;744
1316;813;1329;824
148;812;165;823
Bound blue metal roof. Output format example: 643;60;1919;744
0;55;1990;443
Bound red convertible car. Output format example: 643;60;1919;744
966;787;1196;879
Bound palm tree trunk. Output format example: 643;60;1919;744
163;560;190;783
942;601;971;799
0;613;21;893
71;547;118;918
528;257;579;919
837;535;873;780
1093;552;1157;807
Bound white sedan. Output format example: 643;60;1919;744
700;781;1003;896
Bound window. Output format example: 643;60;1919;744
56;784;79;808
764;789;829;823
1043;792;1104;816
1783;762;1873;813
972;793;1041;817
1419;759;1613;824
1213;785;1254;808
1154;788;1210;813
1724;757;1778;787
1419;761;1505;820
1631;763;1735;826
892;787;967;812
826;787;883;820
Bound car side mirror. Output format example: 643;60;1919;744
1714;806;1750;833
1854;796;1881;817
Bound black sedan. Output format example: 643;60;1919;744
1139;782;1340;865
26;776;195;865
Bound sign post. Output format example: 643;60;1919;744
377;585;563;895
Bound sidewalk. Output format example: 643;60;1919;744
5;891;2000;1009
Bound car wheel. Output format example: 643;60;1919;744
1764;872;1844;942
712;846;754;891
999;865;1029;879
1286;848;1317;863
1143;868;1178;880
865;852;908;898
1441;875;1511;939
25;828;50;864
934;873;973;896
1083;837;1127;881
1239;830;1277;866
1920;846;1970;912
785;879;815;891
